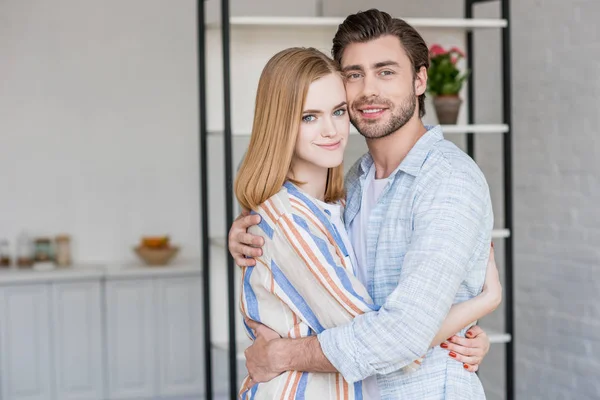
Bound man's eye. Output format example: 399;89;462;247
302;115;316;123
347;73;361;80
380;70;393;76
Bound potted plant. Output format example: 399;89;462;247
427;44;470;125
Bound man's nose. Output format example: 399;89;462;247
361;74;379;98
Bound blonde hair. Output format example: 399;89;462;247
235;47;346;211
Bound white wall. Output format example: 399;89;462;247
512;1;600;399
0;0;200;264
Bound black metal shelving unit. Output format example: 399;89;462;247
197;0;238;399
198;1;514;399
465;1;514;399
196;1;213;399
198;0;239;398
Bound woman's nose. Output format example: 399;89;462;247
321;117;337;137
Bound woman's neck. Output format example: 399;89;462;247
288;160;328;201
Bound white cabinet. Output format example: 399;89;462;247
156;276;203;397
0;281;103;400
105;274;204;399
0;265;204;400
0;285;52;400
52;281;104;400
105;279;156;399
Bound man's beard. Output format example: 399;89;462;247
350;89;417;140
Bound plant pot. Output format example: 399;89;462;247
433;95;462;125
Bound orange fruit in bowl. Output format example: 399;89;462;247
141;236;170;249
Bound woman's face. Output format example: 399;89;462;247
293;73;350;171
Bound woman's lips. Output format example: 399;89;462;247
315;140;342;150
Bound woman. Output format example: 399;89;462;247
234;47;500;399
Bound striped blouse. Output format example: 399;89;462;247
239;182;420;399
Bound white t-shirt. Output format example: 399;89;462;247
350;164;390;400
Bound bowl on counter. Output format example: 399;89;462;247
134;245;179;266
133;236;179;266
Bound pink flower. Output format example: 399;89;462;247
429;44;446;57
449;46;465;58
451;56;458;64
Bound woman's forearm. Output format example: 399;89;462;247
430;290;500;347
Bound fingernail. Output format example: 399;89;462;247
447;337;453;342
449;352;457;358
466;332;473;338
491;241;494;248
464;363;469;369
440;343;448;349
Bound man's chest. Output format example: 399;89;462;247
348;177;417;302
366;200;414;302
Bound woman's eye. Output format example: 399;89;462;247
333;108;347;117
302;115;316;123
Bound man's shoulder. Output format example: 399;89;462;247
425;138;488;189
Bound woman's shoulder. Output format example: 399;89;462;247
252;185;294;225
249;185;315;243
252;183;331;230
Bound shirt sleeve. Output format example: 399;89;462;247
317;168;493;383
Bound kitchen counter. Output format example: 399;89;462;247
0;260;202;285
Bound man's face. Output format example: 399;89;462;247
340;35;427;139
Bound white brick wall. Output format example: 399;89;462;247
511;0;600;399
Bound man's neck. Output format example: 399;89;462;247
366;117;427;179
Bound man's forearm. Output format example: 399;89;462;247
269;336;337;373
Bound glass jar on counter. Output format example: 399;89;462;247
17;232;34;267
55;235;72;267
34;238;53;263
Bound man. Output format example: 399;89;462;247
229;9;495;399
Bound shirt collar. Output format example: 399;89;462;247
357;125;444;179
